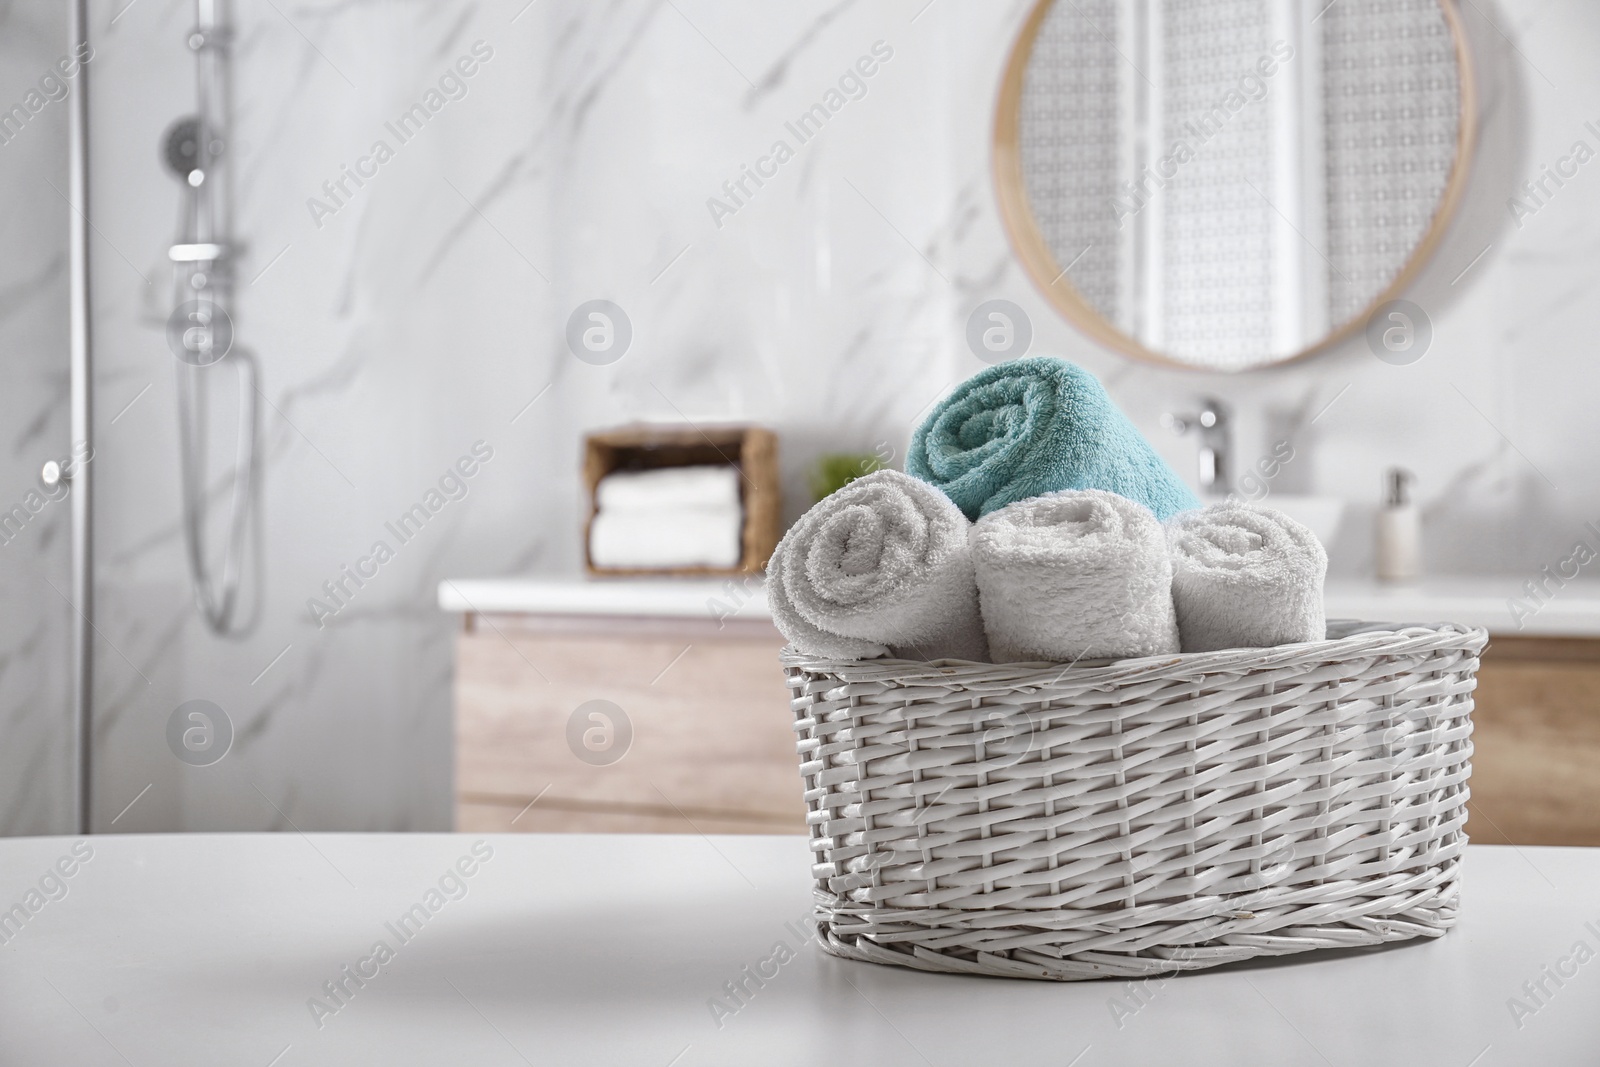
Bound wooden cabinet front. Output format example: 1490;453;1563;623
454;618;1600;845
454;615;804;834
1468;637;1600;847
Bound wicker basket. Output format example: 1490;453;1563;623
781;620;1488;981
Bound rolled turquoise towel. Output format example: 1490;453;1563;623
907;357;1198;522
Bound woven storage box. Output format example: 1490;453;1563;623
781;620;1488;981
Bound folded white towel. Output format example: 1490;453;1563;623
768;470;988;662
971;489;1179;663
589;505;743;568
1166;502;1327;652
596;465;741;512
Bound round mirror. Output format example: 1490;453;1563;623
994;0;1476;372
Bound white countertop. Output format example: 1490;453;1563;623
1322;577;1600;636
439;575;771;622
1;833;1595;1065
439;575;1600;636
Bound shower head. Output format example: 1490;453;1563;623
162;116;205;186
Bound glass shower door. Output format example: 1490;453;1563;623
0;3;78;836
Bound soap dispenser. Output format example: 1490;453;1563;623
1375;468;1419;583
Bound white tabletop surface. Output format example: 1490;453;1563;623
1;833;1596;1065
438;574;1600;636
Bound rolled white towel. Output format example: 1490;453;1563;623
971;489;1179;663
769;470;988;662
596;465;741;512
589;505;743;568
1166;501;1327;652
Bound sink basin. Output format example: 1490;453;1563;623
1258;494;1345;545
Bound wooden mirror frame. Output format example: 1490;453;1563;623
992;0;1479;372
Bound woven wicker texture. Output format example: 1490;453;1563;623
782;621;1487;980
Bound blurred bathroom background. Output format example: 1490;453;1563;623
0;0;1591;835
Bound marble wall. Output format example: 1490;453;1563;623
0;3;75;837
3;0;1595;833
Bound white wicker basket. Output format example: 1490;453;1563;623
781;620;1487;981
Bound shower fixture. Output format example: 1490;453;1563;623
162;0;260;636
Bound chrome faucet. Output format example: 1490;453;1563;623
1163;398;1230;496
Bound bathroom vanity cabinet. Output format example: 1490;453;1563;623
1469;637;1600;847
445;578;1600;845
452;610;802;835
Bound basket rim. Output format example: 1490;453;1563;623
779;618;1488;688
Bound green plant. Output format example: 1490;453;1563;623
808;452;887;502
